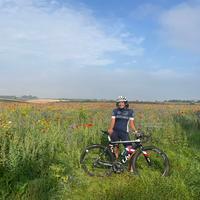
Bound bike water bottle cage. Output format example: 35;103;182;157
125;146;135;154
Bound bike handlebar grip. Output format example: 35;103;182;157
135;132;142;138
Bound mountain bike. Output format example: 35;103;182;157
80;130;170;177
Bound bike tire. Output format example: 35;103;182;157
80;144;115;177
131;146;170;176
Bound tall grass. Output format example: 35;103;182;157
0;102;200;199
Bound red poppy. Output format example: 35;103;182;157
75;123;94;128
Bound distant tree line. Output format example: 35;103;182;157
60;99;200;104
164;100;200;103
0;95;38;100
0;96;199;103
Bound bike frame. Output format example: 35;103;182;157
108;135;149;157
104;135;152;169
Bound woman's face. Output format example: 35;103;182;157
118;101;125;109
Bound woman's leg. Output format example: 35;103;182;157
110;131;120;159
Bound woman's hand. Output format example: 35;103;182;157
108;129;113;135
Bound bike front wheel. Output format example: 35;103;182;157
131;146;170;176
80;144;114;177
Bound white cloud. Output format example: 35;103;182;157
0;0;143;69
159;3;200;52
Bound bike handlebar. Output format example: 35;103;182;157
134;132;151;143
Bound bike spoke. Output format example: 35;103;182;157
132;147;169;176
80;145;114;177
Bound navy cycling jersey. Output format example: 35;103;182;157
112;108;134;133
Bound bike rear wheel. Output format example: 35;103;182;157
132;146;169;176
80;144;114;177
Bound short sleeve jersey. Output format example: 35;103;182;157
112;108;134;133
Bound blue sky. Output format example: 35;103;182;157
0;0;200;100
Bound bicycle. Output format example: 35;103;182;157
80;130;170;177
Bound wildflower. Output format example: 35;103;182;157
76;123;94;128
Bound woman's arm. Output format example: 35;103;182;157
129;119;137;132
108;118;115;135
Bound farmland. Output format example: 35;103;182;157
0;101;200;199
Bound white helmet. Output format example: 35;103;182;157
116;96;129;108
116;96;127;102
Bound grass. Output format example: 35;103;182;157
0;102;200;199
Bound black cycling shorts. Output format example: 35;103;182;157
110;130;132;147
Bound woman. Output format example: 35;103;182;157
108;96;137;159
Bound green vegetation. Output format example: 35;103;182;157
0;102;200;199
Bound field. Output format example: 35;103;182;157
0;101;200;200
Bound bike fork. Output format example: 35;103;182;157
142;151;151;166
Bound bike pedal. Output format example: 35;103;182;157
113;167;123;173
112;162;124;173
